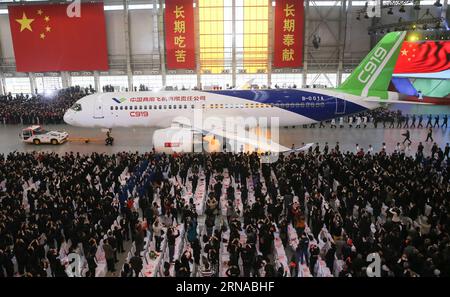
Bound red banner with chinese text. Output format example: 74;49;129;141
273;0;304;68
165;0;196;69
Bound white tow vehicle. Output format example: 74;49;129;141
20;125;69;145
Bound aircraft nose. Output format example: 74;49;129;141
63;110;74;125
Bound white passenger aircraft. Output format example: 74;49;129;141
64;31;420;153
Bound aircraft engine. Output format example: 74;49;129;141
152;127;195;153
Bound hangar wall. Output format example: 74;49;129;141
0;0;447;95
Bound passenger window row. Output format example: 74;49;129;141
110;104;193;111
109;102;326;111
270;102;325;108
202;103;325;109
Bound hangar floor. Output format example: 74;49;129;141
1;124;449;155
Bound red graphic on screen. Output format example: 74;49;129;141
394;41;450;74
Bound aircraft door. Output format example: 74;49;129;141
94;99;104;119
335;97;346;115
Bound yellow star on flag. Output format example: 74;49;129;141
45;26;51;32
44;16;50;22
16;12;34;32
40;33;46;39
401;49;408;56
37;9;43;15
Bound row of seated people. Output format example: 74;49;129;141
119;148;449;277
0;151;147;277
1;147;449;277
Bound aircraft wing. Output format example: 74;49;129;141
174;120;313;153
289;142;314;152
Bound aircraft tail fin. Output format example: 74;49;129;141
236;78;255;90
337;31;407;99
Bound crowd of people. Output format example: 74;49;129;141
1;143;449;277
0;151;148;277
323;108;449;130
102;85;121;93
0;86;91;125
369;109;449;129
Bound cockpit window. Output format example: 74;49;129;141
71;103;82;111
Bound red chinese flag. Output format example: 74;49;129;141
165;0;195;70
8;3;108;72
394;41;450;74
273;0;304;68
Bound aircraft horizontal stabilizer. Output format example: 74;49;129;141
363;98;431;105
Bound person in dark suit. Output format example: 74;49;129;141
86;240;98;277
410;114;416;128
442;115;448;128
133;224;145;254
120;263;133;277
107;231;118;263
129;252;143;277
103;239;115;273
113;226;124;254
433;115;440;128
426;114;433;128
418;114;423;128
2;249;15;277
191;173;199;194
191;239;201;266
402;130;411;145
425;128;433;142
167;226;180;263
431;143;439;159
225;264;240;277
403;114;409;128
14;239;27;275
335;142;340;153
